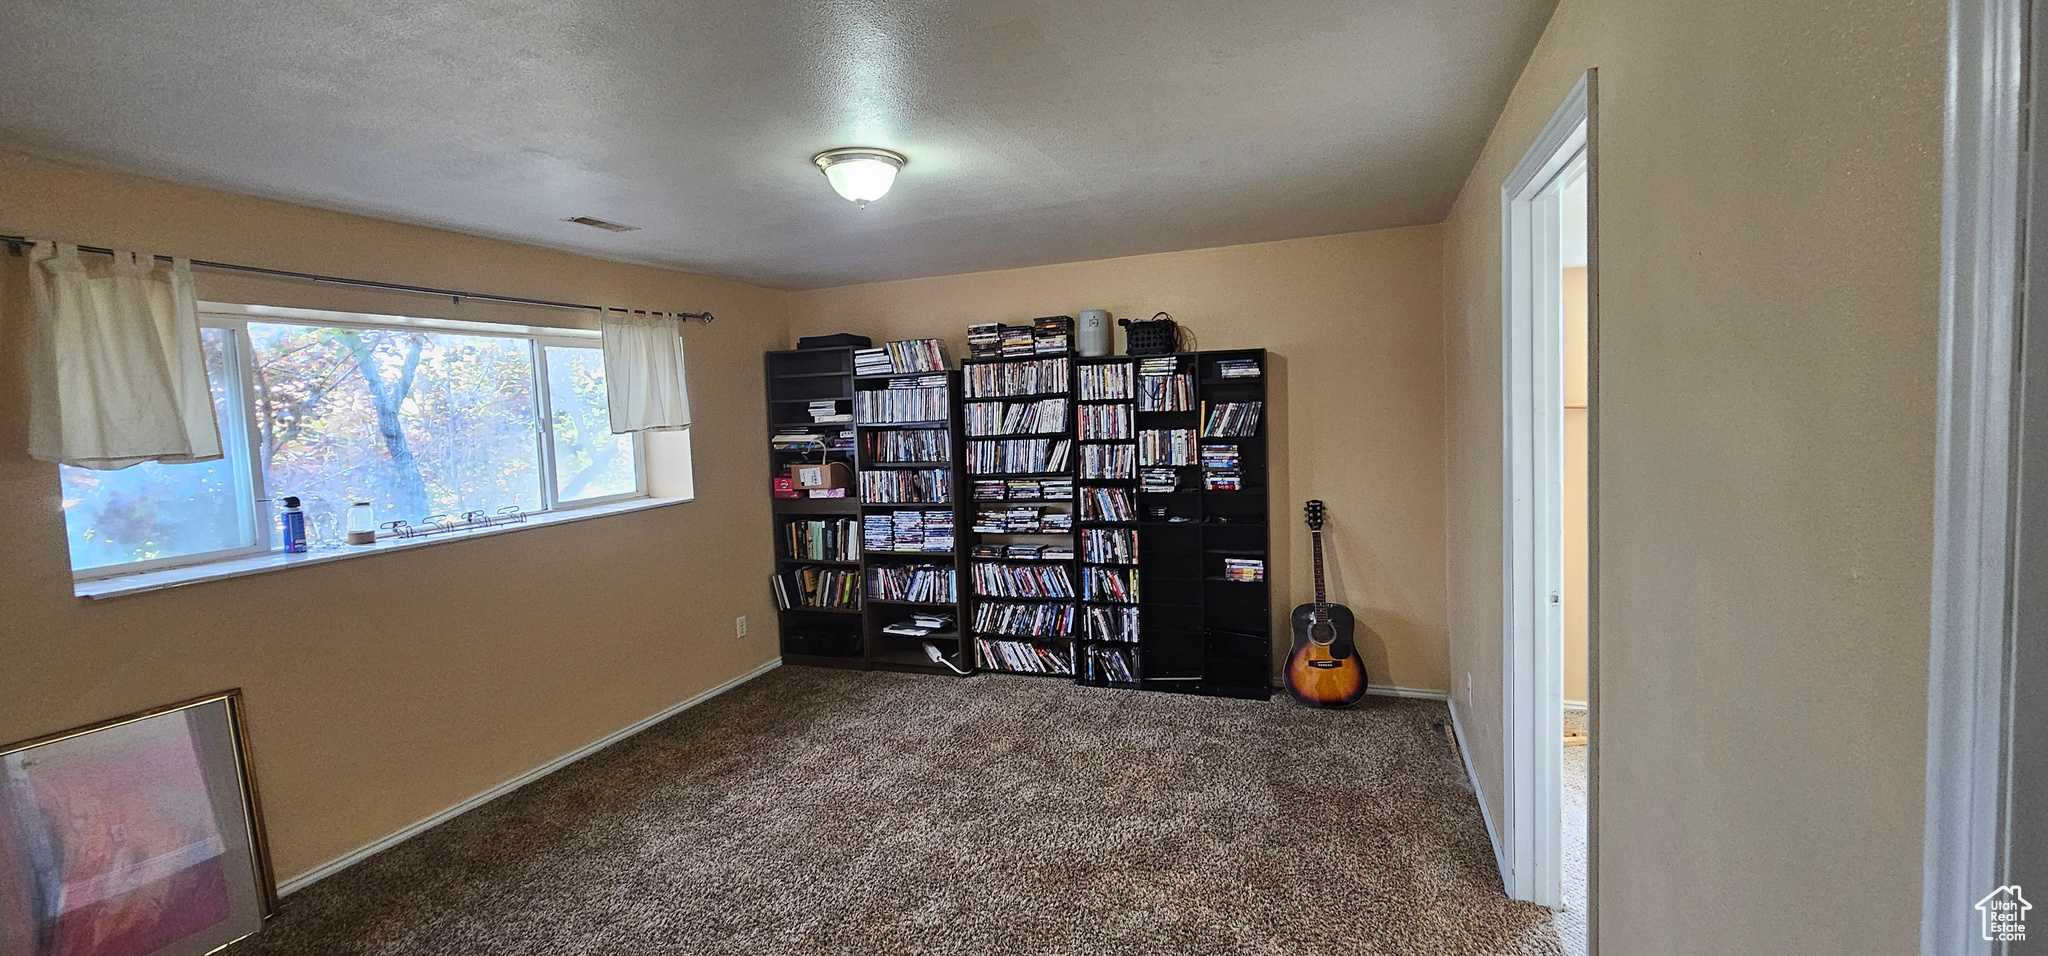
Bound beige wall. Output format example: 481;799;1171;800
0;150;788;881
1563;266;1588;705
1441;1;1941;953
790;227;1450;691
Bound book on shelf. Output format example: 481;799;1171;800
1222;558;1266;582
866;564;958;603
856;385;950;424
1138;428;1197;466
972;562;1075;599
1079;403;1132;439
774;567;861;610
1078;363;1134;400
963;357;1070;398
977;638;1075;675
1084;605;1141;643
1083;567;1140;603
859;469;953;504
967;438;1072;474
1082;528;1139;564
972;601;1077;639
964;398;1068;436
1201;401;1264;438
857;339;951;375
882;610;956;637
865;429;951;463
785;517;860;562
1081;487;1136;522
1082;645;1138;682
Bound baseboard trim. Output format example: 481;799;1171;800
1563;699;1588;711
1447;697;1509;895
277;658;782;896
1366;684;1451;701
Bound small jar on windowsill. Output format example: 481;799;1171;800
345;501;378;546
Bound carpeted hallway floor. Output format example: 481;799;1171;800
232;667;1564;955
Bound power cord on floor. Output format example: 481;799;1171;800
923;641;972;675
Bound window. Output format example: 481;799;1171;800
61;308;651;578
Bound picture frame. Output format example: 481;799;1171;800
0;690;276;956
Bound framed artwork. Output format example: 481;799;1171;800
0;690;275;956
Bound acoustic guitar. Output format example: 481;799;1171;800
1286;500;1369;707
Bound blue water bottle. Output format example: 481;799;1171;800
280;495;308;553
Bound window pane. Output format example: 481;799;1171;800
545;346;638;501
249;324;542;528
61;328;255;571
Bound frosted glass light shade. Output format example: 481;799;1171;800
813;148;907;207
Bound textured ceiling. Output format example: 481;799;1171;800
0;0;1555;290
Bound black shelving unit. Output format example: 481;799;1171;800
1075;355;1143;688
1128;350;1272;700
766;347;865;667
961;353;1079;678
854;365;969;675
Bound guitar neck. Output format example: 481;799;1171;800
1312;528;1327;616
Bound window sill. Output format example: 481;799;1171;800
74;496;690;600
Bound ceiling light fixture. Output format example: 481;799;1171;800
812;147;907;207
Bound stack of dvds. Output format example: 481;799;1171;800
1083;528;1139;565
977;639;1075;675
1084;567;1140;603
1000;324;1036;357
972;602;1076;638
1085;605;1141;643
807;399;851;423
1222;558;1265;583
854;348;894;376
859;469;952;504
1033;315;1071;353
1081;488;1136;522
862;509;955;552
1201;401;1264;437
967;438;1072;474
1214;357;1262;379
1139;468;1179;494
972;563;1075;599
1201;443;1241;491
968;322;1003;358
867;564;958;603
1078;363;1134;400
1138;428;1197;466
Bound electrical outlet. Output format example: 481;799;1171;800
735;616;748;639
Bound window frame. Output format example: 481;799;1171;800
67;304;650;582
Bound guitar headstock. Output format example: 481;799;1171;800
1304;499;1325;530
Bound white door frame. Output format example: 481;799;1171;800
1922;0;2027;951
1500;74;1590;910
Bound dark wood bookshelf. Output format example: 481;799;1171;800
961;352;1079;680
853;366;968;675
766;347;867;660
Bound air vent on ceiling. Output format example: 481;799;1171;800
563;216;640;232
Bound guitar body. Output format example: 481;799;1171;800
1287;601;1367;707
1285;499;1369;708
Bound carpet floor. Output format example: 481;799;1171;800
232;667;1565;955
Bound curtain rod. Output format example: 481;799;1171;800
1;235;714;324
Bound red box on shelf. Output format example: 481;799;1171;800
773;476;801;499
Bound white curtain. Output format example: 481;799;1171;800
26;241;223;469
599;308;692;433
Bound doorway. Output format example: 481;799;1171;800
1498;71;1592;951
